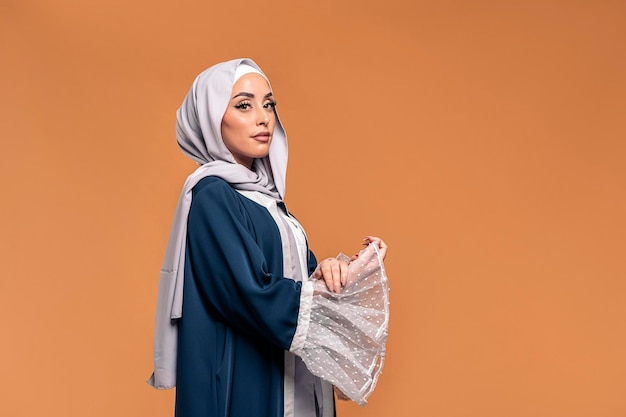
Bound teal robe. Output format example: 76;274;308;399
175;177;330;417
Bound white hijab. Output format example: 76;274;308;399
149;58;288;389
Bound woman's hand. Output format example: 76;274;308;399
351;236;388;261
311;236;387;293
311;257;349;294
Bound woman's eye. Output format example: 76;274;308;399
234;102;251;110
263;101;277;109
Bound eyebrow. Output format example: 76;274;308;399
232;92;274;99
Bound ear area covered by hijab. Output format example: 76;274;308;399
149;58;287;389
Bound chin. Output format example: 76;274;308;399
253;146;271;158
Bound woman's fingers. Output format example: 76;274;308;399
326;259;342;293
312;238;389;293
314;258;349;293
340;261;348;287
363;236;388;260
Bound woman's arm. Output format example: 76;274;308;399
186;178;303;350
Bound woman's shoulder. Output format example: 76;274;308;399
193;176;231;193
189;176;272;226
191;176;240;206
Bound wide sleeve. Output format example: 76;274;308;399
186;179;303;350
291;243;390;406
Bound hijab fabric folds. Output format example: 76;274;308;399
149;58;288;389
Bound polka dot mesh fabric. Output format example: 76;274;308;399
300;243;389;405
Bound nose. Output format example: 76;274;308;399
256;108;269;126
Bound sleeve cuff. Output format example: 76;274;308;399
289;279;314;355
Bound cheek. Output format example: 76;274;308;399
269;113;278;132
220;121;231;142
221;115;246;137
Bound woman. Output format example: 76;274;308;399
149;58;389;417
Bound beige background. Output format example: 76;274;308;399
1;1;625;416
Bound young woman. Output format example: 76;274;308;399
149;58;389;417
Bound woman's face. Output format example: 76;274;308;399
221;73;276;169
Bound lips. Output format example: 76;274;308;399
252;132;271;142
